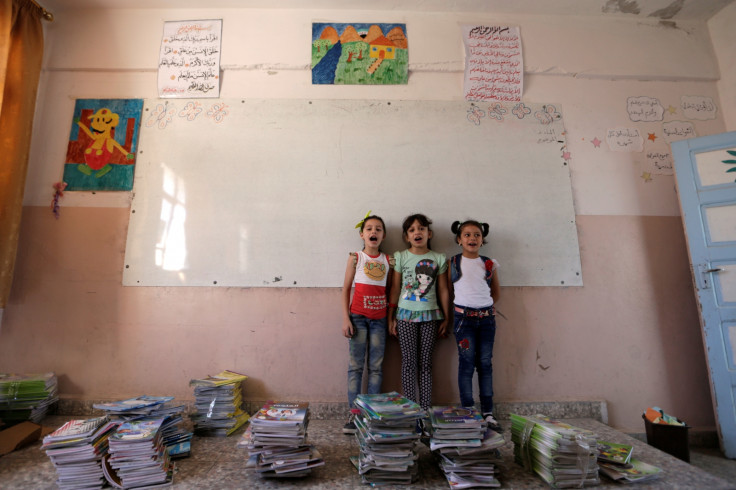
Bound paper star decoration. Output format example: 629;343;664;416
641;171;653;182
591;137;602;148
668;105;677;114
562;151;571;161
647;133;657;142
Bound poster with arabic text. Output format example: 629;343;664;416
158;19;222;98
462;25;523;102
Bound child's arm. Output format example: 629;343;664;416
341;253;357;338
388;269;401;336
491;270;501;304
436;270;450;338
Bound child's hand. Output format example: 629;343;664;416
343;321;354;338
437;319;449;339
388;319;397;337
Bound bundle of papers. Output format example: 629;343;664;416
429;406;504;488
41;416;119;490
244;401;324;478
93;396;177;418
104;417;173;488
190;370;249;436
511;413;600;488
352;392;426;486
599;458;662;483
0;372;58;425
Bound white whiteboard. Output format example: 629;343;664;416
123;99;582;287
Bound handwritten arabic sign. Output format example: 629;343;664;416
158;19;222;98
462;25;523;102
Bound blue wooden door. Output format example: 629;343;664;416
672;131;736;458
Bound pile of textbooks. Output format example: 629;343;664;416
597;440;662;483
190;370;250;436
93;395;193;458
511;413;600;488
41;416;119;489
350;392;425;486
428;406;505;488
103;417;173;488
244;401;324;478
0;372;58;425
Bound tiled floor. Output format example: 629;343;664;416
1;416;735;489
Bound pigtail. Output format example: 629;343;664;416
451;220;462;234
481;222;490;237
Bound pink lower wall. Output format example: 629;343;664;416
0;206;714;432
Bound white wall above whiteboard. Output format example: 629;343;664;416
123;99;582;287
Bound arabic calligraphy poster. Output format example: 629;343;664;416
62;98;144;191
312;23;408;84
158;19;222;98
462;25;523;102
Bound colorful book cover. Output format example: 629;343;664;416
355;392;423;419
110;417;166;441
430;406;484;427
189;370;248;387
597;440;633;465
93;396;174;412
252;402;308;424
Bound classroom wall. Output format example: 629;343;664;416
1;6;731;432
709;1;736;131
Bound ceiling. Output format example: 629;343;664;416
38;0;736;22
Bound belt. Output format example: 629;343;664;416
454;306;492;317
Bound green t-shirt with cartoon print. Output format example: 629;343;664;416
394;249;447;312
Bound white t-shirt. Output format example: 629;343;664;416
453;256;494;308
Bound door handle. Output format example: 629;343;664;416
706;268;723;273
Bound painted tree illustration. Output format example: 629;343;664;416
724;150;736;182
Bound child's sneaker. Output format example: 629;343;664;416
484;413;502;433
343;409;360;434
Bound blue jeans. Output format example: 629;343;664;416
454;306;496;414
348;314;387;408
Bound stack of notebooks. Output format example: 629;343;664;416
103;417;173;488
41;416;119;490
93;395;193;458
350;392;425;486
244;401;324;478
0;372;58;425
511;413;600;488
189;370;250;436
597;440;662;484
428;406;505;488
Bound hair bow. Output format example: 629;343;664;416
355;210;372;229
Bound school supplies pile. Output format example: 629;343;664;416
351;392;426;486
428;406;505;488
189;370;250;436
41;416;119;490
93;395;193;458
511;413;600;488
103;417;173;488
0;372;58;425
244;401;324;478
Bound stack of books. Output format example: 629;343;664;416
189;370;250;436
0;372;58;425
428;406;505;488
103;417;173;488
93;395;193;458
245;401;324;478
510;413;600;488
596;440;662;484
41;416;119;490
350;392;425;486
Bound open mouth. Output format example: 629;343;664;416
369;236;378;242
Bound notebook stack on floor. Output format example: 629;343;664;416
94;395;193;459
596;440;662;484
0;372;58;425
511;413;600;488
428;406;505;488
103;417;173;488
244;401;324;478
350;392;425;486
41;416;119;490
189;370;250;436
